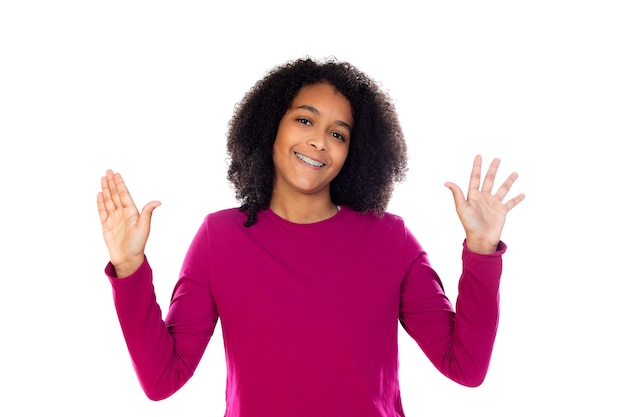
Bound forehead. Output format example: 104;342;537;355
291;83;353;120
294;82;345;100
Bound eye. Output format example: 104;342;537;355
296;118;312;126
331;131;346;141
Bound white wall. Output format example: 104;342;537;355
1;1;624;415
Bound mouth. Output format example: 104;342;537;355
295;152;325;167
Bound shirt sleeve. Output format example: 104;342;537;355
399;238;506;387
106;219;219;400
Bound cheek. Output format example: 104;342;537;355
272;127;289;153
337;146;350;166
271;134;283;157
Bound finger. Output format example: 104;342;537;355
106;170;124;208
467;155;483;194
494;171;519;201
138;201;162;231
100;173;118;214
112;172;137;209
96;191;109;223
444;181;467;210
481;157;501;194
504;193;526;212
106;171;136;210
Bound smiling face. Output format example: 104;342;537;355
272;82;353;203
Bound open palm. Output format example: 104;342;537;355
445;155;525;254
97;170;160;277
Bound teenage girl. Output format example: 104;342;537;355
98;57;525;417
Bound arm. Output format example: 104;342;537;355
107;223;218;400
400;244;504;387
400;156;524;386
98;171;217;400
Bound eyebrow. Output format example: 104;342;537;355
296;105;352;131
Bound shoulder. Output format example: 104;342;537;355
333;207;417;250
202;208;248;232
339;207;426;265
205;207;246;221
342;206;407;231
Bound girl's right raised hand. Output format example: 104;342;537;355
97;170;161;278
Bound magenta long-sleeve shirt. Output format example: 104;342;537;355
107;206;505;416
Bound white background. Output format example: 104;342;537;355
1;1;624;415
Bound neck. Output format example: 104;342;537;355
269;193;339;224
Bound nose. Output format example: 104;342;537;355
307;129;327;151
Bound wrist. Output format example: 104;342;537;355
465;238;498;254
112;256;144;278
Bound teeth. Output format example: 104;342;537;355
296;152;325;167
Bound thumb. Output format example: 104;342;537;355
444;182;466;212
139;200;161;229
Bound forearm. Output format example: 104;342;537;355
401;242;506;387
107;260;192;400
448;241;505;385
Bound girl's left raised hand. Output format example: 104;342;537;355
445;155;525;254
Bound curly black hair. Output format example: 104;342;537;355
226;57;408;227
